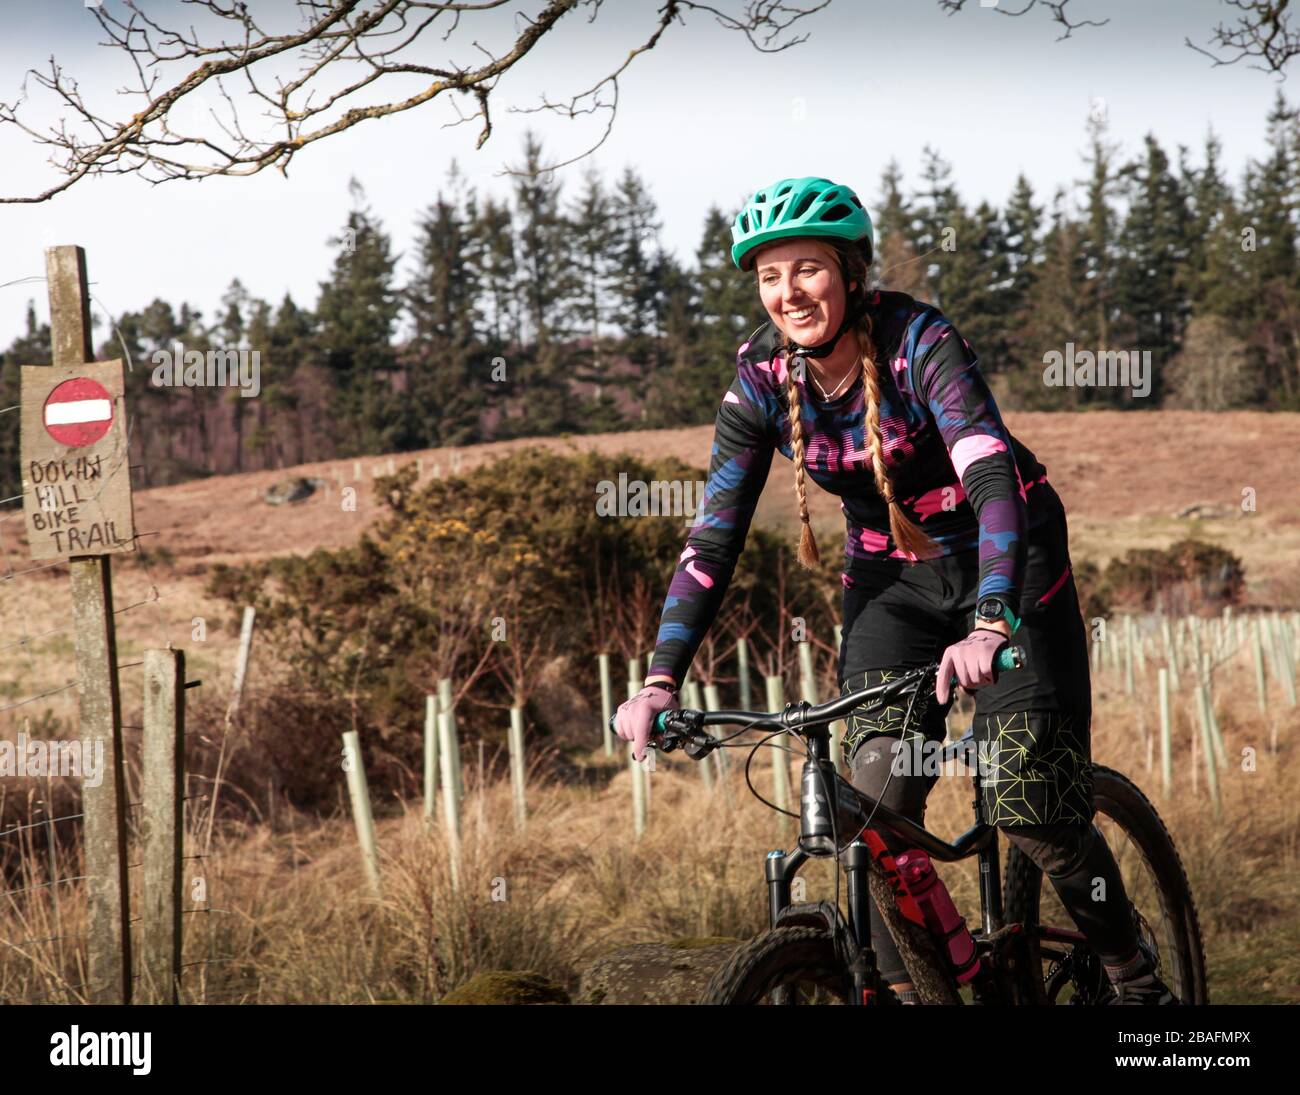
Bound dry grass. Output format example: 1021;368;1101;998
2;412;1298;1003
2;643;1297;1005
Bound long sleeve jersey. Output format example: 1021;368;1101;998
647;288;1065;685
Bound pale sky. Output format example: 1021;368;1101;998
0;0;1289;349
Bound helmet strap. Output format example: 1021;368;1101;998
788;289;866;360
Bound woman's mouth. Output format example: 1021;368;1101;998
787;306;818;327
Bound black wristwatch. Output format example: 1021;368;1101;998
975;595;1021;634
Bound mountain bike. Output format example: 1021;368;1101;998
614;648;1207;1005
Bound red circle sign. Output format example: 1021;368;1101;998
43;377;114;448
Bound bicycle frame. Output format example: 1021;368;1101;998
767;718;1001;1004
656;659;1083;1005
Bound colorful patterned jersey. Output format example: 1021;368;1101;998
647;288;1065;685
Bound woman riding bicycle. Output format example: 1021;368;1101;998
615;176;1176;1005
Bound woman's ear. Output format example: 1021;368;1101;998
848;279;858;294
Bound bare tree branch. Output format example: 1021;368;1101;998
937;0;1107;42
1186;0;1300;75
0;0;829;202
942;0;1300;72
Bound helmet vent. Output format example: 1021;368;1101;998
791;190;818;219
820;203;853;222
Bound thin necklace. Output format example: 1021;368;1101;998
809;354;862;401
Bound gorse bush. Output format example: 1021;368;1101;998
205;447;841;810
1099;538;1246;615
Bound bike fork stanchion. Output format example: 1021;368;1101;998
765;849;793;930
973;772;1004;934
765;849;796;1005
844;840;877;1005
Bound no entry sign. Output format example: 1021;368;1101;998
21;358;135;560
43;376;114;448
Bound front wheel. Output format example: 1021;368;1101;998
700;926;898;1005
1002;765;1208;1005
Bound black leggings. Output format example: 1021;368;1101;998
837;513;1140;982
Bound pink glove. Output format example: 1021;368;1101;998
615;684;679;762
936;628;1009;705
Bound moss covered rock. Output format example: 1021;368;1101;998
576;939;744;1004
439;971;570;1005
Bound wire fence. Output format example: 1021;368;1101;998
1;262;232;1004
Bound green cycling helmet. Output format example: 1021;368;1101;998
730;176;873;271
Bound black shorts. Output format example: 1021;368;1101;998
837;512;1094;827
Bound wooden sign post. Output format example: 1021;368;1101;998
19;246;134;1004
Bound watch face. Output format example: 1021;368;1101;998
977;598;1003;620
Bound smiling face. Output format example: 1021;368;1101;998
754;239;857;347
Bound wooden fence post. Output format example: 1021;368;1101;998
342;730;382;898
1192;684;1222;818
703;683;730;795
1251;619;1269;720
1160;616;1180;692
598;653;615;756
626;658;648;835
764;675;791;814
141;648;184;1004
224;605;256;725
438;678;465;798
683;679;711;789
737;637;752;710
1199;652;1228;771
1271;614;1298;707
508;706;527;830
423;694;439;820
45;246;132;1004
1122;615;1134;694
437;709;461;890
1157;667;1172;798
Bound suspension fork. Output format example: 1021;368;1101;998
973;766;1004;934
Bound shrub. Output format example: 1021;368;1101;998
204;447;838;812
1099;538;1246;615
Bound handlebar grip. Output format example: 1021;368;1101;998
996;645;1026;672
606;710;675;733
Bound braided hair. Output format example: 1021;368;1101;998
778;240;940;569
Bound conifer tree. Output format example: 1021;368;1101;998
405;160;489;447
314;178;402;455
1114;135;1191;404
1001;173;1044;377
508;131;578;435
874;159;931;300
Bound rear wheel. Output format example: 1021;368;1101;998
700;926;898;1005
1002;765;1208;1004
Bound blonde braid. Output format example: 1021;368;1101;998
856;313;940;561
778;243;940;570
783;358;820;568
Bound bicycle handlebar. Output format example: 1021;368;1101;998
608;644;1026;755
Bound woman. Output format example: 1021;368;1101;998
614;176;1175;1005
